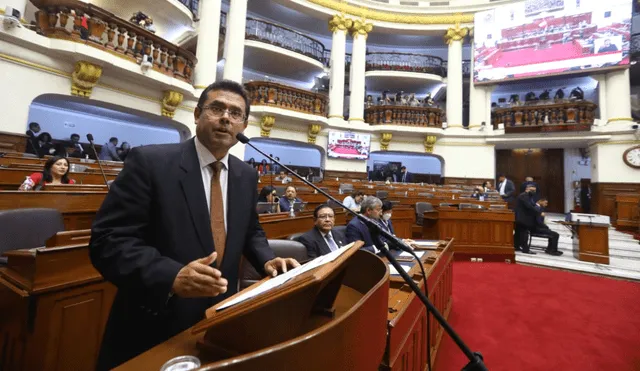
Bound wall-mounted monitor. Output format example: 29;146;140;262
473;0;631;84
327;131;371;160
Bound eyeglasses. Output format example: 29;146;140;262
316;214;335;220
201;104;246;122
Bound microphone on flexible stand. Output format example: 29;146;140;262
86;134;110;189
235;133;488;371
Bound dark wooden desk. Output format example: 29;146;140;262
615;194;640;233
260;211;347;239
557;221;610;264
0;230;116;371
422;208;515;262
383;239;453;370
0;167;117;189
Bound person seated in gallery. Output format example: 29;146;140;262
37;132;56;158
597;39;618;53
554;88;565;101
19;156;76;191
65;133;86;158
365;95;374;108
294;204;347;259
117;142;131;162
345;196;384;254
538;89;551;101
343;190;364;212
533;198;563;256
279;185;303;212
424;93;435;106
471;186;487;200
408;93;420;107
275;170;292;184
569;86;584;100
25;122;41;156
257;185;281;214
99;137;122;161
257;159;270;175
482;181;493;193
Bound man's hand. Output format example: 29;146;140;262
172;252;228;298
264;257;301;277
402;239;416;249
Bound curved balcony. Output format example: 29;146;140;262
492;100;598;133
365;105;444;128
245;81;328;117
31;0;197;83
366;52;446;77
176;0;198;18
245;18;327;65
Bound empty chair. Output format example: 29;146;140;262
389;200;400;207
415;202;434;226
297;186;311;192
333;225;347;237
394;191;406;196
339;183;354;193
489;204;507;210
288;232;305;241
459;203;484;210
376;190;388;199
274;185;286;195
240;239;309;289
0;208;64;266
418;193;434;197
327;199;343;209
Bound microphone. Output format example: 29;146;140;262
86;134;110;189
236;132;489;371
237;132;411;254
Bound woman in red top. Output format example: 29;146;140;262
19;156;76;191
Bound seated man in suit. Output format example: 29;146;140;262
378;201;416;249
514;184;539;255
278;185;302;212
65;133;86;158
346;196;383;254
533;198;562;256
295;204;347;259
274;170;292;184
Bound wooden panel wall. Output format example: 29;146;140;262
0;131;27;153
496;149;565;213
591;183;640;221
443;177;493;186
324;170;368;181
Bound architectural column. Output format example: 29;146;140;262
348;19;373;123
328;14;352;120
194;0;222;93
594;75;607;125
2;0;27;20
444;23;468;128
604;69;632;125
222;0;248;83
468;41;486;129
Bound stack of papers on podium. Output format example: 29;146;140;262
399;251;425;259
217;242;356;310
388;264;411;275
412;240;440;250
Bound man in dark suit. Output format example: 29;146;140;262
295;204;346;259
65;133;86;158
398;166;412;183
597;39;618;53
25;122;41;155
497;174;516;208
279;185;302;212
532;198;562;256
514;184;539;255
89;81;300;370
346;196;384;253
520;176;540;202
99;136;122;161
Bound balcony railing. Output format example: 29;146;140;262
491;100;598;133
245;18;327;64
31;0;197;83
245;81;328;116
177;0;198;18
442;60;471;78
365;52;446;77
365;105;444;128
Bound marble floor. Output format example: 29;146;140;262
514;214;640;281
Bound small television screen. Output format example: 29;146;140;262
327;131;371;160
473;0;632;84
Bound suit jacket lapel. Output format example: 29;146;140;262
313;227;332;256
179;139;214;257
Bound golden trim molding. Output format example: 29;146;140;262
424;135;437;153
380;132;393;150
308;124;322;144
606;117;635;123
161;90;184;118
328;114;345;119
328;13;353;32
307;0;473;25
348;117;365;122
71;61;102;98
194;85;208;90
444;22;469;44
589;140;640;147
260;115;276;137
0;53;70;77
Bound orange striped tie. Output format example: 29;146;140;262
210;161;226;266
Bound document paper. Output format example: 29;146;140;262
217;242;356;311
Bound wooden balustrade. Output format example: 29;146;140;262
31;0;197;83
365;105;444;128
492;100;597;133
244;81;328;116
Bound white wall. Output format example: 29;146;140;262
433;144;495;179
591;140;640;183
563;148;592;212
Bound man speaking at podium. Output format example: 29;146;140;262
90;80;299;370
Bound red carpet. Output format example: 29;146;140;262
435;263;640;371
488;43;582;68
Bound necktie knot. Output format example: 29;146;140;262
210;161;223;175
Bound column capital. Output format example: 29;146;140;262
71;60;102;98
328;13;353;33
161;90;184;118
350;18;373;38
307;124;322;144
260;115;275;137
424;135;437;153
444;22;469;45
379;133;392;151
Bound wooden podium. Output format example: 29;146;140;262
0;230;116;371
558;221;610;265
117;242;392;371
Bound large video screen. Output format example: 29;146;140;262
474;0;632;84
327;131;371;160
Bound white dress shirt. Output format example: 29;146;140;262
343;195;359;210
194;137;229;232
499;179;507;196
